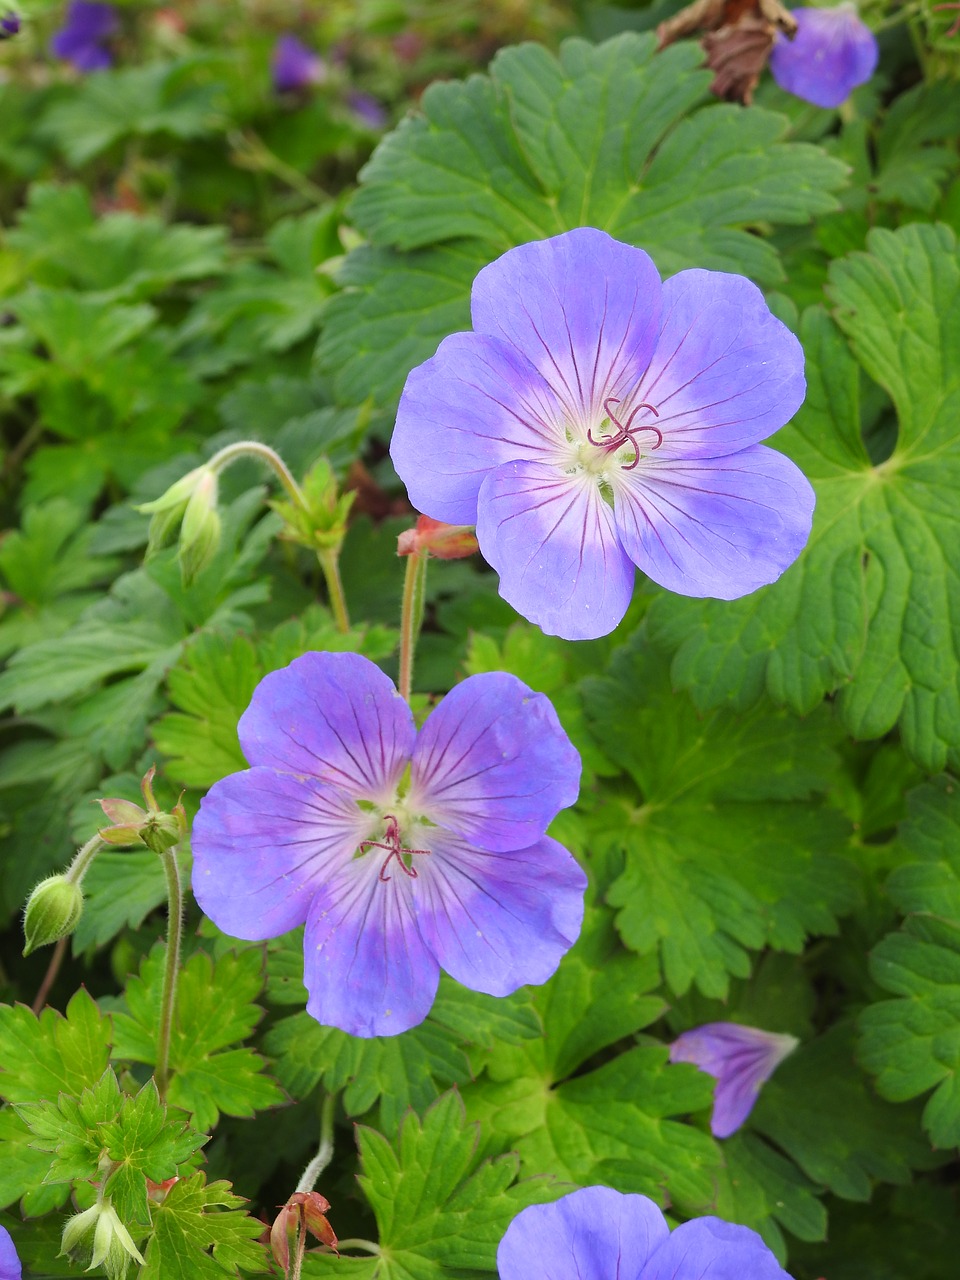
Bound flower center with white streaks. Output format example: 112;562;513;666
562;396;663;487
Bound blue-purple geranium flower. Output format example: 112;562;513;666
769;5;878;108
49;0;117;71
498;1187;793;1280
0;11;19;38
0;1225;21;1280
391;228;814;641
272;34;326;94
193;652;585;1038
669;1021;798;1138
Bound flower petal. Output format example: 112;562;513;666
392;333;568;525
498;1188;669;1280
612;444;815;599
0;1224;21;1280
476;461;635;640
639;1217;793;1280
192;768;371;940
303;856;439;1037
770;7;878;110
633;270;805;460
414;833;586;995
238;652;415;801
470;229;662;427
670;1022;798;1138
409;673;581;852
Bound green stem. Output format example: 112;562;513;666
31;935;68;1015
289;1224;308;1280
295;1094;337;1194
155;846;183;1099
65;835;108;887
398;550;428;704
228;129;332;204
208;441;307;509
336;1240;382;1256
317;549;351;634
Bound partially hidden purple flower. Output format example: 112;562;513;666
498;1187;793;1280
49;1;117;71
272;34;326;94
347;89;388;129
390;228;814;641
0;11;20;38
0;1225;21;1280
192;652;586;1038
769;5;878;108
669;1022;798;1138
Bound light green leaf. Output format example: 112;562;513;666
140;1173;268;1279
0;989;111;1104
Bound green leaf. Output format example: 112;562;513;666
140;1172;268;1279
0;989;111;1104
711;1133;826;1258
582;634;857;996
648;223;960;771
111;946;285;1131
301;1091;563;1280
873;84;960;213
17;1071;205;1225
318;33;845;407
860;775;960;1146
7;288;156;374
0;1107;70;1215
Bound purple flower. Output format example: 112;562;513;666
272;34;326;94
498;1187;793;1280
390;228;813;641
49;1;117;71
669;1022;798;1138
192;652;585;1038
0;11;20;38
0;1225;21;1280
347;89;388;129
769;5;878;108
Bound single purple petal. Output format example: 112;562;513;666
69;42;112;70
639;1217;793;1280
0;1225;21;1280
272;34;325;94
192;767;372;941
634;270;805;460
414;833;586;995
612;444;815;599
669;1022;798;1138
770;5;879;109
347;90;388;129
238;653;416;802
391;333;569;526
498;1188;669;1280
303;856;439;1037
1;13;20;37
49;1;117;69
409;672;581;852
470;229;663;428
476;460;635;640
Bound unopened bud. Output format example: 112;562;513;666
22;875;83;956
398;515;479;560
138;465;211;558
270;1192;338;1271
271;459;356;554
61;1200;144;1280
98;769;186;853
178;470;221;585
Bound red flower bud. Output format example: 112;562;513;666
270;1192;338;1271
397;515;479;560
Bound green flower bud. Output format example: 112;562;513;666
271;459;356;555
138;465;211;559
22;875;83;956
61;1199;144;1280
178;470;221;585
140;809;183;855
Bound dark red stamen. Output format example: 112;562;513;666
360;814;430;882
587;397;662;469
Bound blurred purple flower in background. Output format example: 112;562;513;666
347;88;388;128
499;1187;793;1280
670;1021;798;1137
49;0;117;70
0;1225;21;1280
272;33;326;94
769;5;878;108
0;11;19;38
193;652;585;1038
391;227;813;641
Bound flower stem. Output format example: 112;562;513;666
398;549;428;704
65;834;108;887
155;846;183;1099
207;440;307;508
295;1093;336;1194
317;549;351;634
289;1224;308;1280
31;935;68;1015
337;1240;382;1256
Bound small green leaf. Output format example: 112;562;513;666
140;1172;268;1279
0;989;111;1105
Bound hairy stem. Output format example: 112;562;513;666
317;549;351;634
65;834;108;887
398;549;428;704
155;846;184;1099
31;935;68;1014
289;1223;308;1280
295;1093;337;1194
337;1240;382;1256
208;440;307;508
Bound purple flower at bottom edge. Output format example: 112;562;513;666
770;5;878;109
498;1187;794;1280
0;12;20;37
669;1022;799;1138
49;1;117;72
272;34;326;94
0;1225;21;1280
192;651;586;1038
390;227;814;642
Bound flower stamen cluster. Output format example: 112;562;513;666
359;814;431;882
586;397;663;469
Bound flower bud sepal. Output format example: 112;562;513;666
22;875;84;956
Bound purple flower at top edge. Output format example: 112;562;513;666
347;88;388;129
498;1187;794;1280
390;228;814;642
0;1225;22;1280
192;651;586;1038
770;5;878;108
272;34;326;94
0;11;20;38
49;0;117;71
669;1022;799;1138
